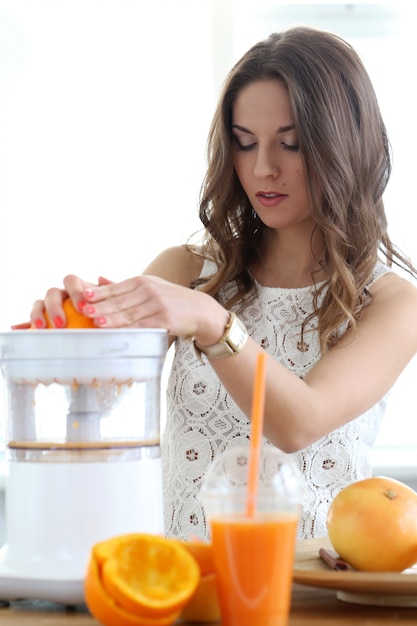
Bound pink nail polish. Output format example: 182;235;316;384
97;317;107;326
78;300;86;312
54;316;64;328
35;318;45;329
85;306;95;315
85;289;95;299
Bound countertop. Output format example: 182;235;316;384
2;538;417;625
1;584;417;625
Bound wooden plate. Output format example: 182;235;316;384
293;538;417;606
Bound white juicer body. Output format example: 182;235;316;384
0;329;168;604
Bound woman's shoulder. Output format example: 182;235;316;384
142;244;205;287
369;263;417;310
367;261;391;286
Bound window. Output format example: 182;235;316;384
0;0;212;329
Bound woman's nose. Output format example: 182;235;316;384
253;147;279;178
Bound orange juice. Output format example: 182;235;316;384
210;513;298;626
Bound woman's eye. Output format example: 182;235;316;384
236;142;256;152
281;142;299;152
233;136;256;151
233;135;299;152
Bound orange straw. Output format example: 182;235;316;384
246;351;267;517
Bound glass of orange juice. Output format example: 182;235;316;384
200;445;302;626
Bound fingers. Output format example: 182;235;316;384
62;274;94;314
92;299;166;329
98;276;113;286
26;275;103;330
31;290;66;329
11;321;31;330
80;277;145;328
84;276;143;303
81;275;199;335
79;276;166;328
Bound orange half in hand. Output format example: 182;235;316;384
45;298;95;328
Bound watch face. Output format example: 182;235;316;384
195;314;248;360
227;317;248;351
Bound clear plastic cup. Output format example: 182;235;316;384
200;445;302;626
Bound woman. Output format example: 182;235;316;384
26;27;417;540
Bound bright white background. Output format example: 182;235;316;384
0;0;416;473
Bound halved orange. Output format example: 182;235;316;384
86;533;200;622
179;573;221;623
174;540;220;623
175;540;215;577
45;298;95;328
93;534;141;567
84;556;178;626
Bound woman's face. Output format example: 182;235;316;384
232;79;313;232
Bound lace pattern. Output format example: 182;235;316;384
162;262;390;540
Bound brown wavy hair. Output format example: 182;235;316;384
190;26;416;352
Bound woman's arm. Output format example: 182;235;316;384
23;246;417;454
212;273;417;451
82;257;417;453
22;245;201;329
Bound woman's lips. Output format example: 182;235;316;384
255;191;288;207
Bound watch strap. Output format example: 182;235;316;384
193;312;248;363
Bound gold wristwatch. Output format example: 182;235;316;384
193;312;248;363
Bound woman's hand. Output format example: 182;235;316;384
11;288;68;329
81;274;229;346
11;274;106;330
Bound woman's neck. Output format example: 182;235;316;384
253;226;327;288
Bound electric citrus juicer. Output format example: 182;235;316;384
0;328;168;604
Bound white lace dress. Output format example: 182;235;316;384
162;261;390;540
